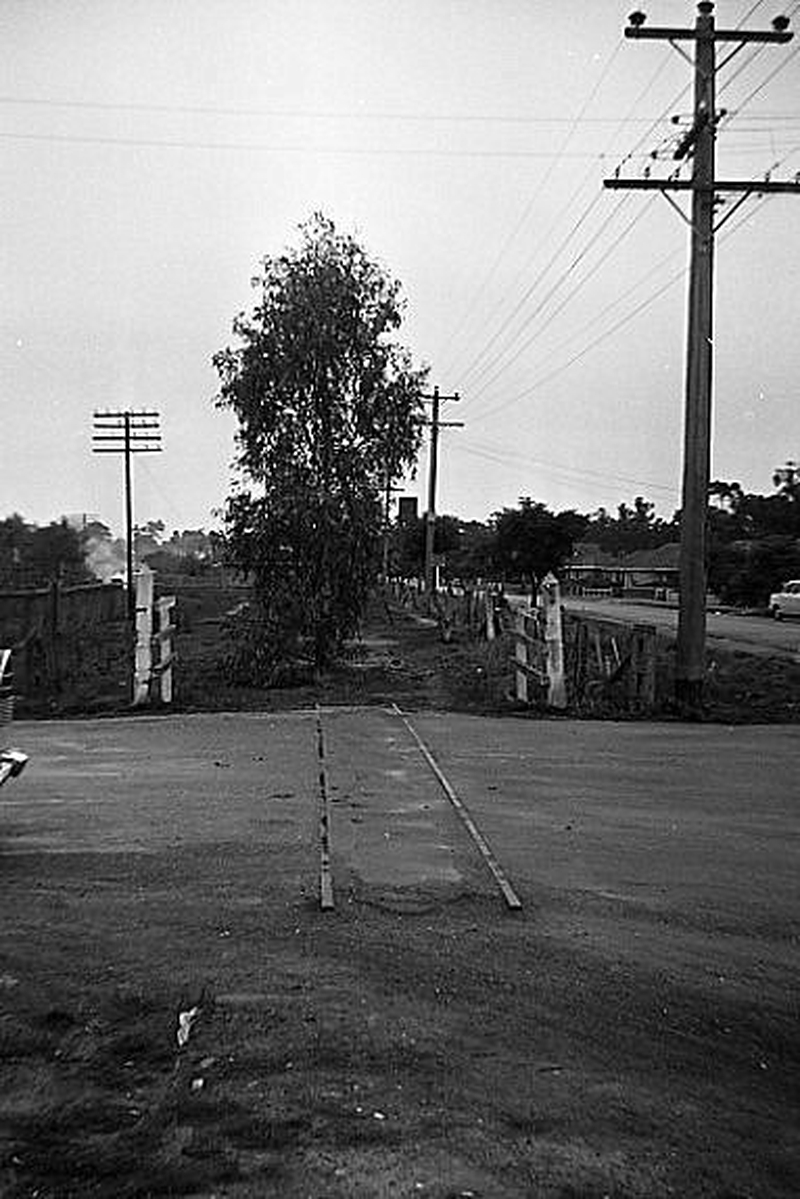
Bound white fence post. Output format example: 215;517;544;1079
485;589;495;641
540;571;567;709
133;564;154;706
514;608;528;703
155;596;176;703
133;565;176;706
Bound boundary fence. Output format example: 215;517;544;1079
0;571;177;714
386;576;658;716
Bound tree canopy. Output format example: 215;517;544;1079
214;214;427;673
0;515;92;589
491;498;587;592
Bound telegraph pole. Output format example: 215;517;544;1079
92;409;162;624
605;3;799;713
423;387;462;594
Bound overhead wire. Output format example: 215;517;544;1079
457;1;799;426
448;56;697;403
435;40;625;381
461;193;661;407
719;0;800;117
453;188;611;396
0;129;615;159
467;152;790;431
449;438;679;500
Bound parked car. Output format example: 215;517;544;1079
768;580;800;620
0;649;27;789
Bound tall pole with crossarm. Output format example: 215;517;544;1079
422;387;462;595
92;409;162;625
605;3;799;714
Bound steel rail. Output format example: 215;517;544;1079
391;704;522;911
315;705;335;910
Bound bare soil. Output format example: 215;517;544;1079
172;587;800;723
1;593;798;1197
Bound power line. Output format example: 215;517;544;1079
467;173;777;430
451;438;679;499
461;193;659;407
438;2;785;393
444;51;697;393
457;4;799;430
0;93;695;127
454;189;611;397
0;129;617;159
435;41;625;379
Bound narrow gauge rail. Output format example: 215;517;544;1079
315;703;521;913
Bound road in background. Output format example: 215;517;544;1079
564;597;800;659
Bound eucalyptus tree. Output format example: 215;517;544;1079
214;215;427;674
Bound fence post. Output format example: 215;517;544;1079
540;572;567;709
629;624;656;711
155;596;176;703
485;590;495;642
133;564;154;705
514;608;528;703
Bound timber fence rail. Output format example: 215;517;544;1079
385;580;503;641
0;573;180;714
563;612;657;715
384;578;658;714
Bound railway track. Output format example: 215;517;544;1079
314;702;522;913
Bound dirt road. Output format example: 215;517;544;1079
1;709;799;1197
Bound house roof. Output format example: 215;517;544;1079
568;541;680;571
620;543;680;569
569;542;619;568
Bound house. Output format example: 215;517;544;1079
564;541;680;599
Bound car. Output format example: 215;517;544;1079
768;580;800;620
0;649;27;789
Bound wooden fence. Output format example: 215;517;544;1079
563;612;657;714
0;581;132;713
385;575;658;715
0;571;177;713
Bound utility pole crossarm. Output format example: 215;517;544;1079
605;179;800;194
626;26;791;42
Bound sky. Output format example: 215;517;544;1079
2;0;800;538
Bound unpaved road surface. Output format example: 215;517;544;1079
1;710;799;1197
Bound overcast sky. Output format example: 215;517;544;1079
2;0;799;536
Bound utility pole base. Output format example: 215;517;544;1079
674;677;705;720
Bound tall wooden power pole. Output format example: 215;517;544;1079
605;2;799;713
92;409;162;624
423;387;462;594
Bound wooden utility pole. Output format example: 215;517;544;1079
605;2;799;713
422;387;462;594
92;409;162;625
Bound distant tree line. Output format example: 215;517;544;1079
0;514;93;589
390;463;800;607
2;462;797;610
0;514;225;590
